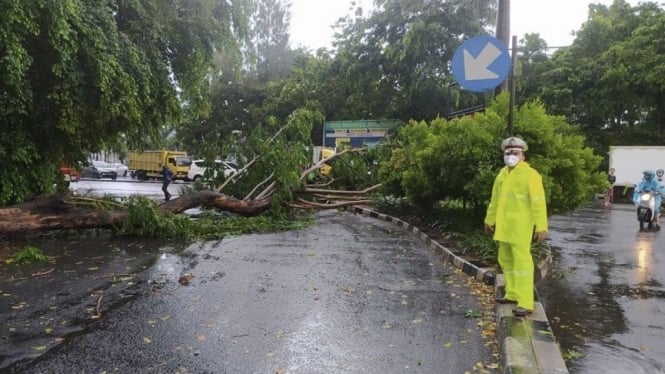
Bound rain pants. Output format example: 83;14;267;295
484;161;548;311
633;179;662;213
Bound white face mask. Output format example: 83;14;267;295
504;155;520;167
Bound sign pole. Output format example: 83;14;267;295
508;35;517;137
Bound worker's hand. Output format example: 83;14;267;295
534;231;548;242
484;223;494;234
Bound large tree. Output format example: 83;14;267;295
327;0;498;121
0;0;251;205
250;0;294;82
537;0;665;151
179;0;300;158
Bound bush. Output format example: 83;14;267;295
12;245;50;264
379;93;606;219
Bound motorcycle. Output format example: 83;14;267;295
637;191;660;231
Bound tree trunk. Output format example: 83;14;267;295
0;191;272;237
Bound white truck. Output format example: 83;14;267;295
608;146;665;202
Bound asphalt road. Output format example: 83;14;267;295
0;210;497;373
71;176;186;200
539;202;665;373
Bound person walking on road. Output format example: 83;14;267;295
484;137;548;317
605;168;616;207
161;165;173;201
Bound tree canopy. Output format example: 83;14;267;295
518;0;665;154
0;0;250;204
3;0;664;221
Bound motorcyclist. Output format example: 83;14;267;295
634;170;662;227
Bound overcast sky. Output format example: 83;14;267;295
289;0;643;51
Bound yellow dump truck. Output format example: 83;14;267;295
128;150;192;181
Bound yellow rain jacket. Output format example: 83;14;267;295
484;161;548;245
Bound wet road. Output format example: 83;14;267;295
1;211;495;373
71;177;186;200
539;202;665;373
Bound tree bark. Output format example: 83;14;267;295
0;179;377;236
0;191;272;237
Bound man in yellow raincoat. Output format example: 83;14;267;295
484;137;548;317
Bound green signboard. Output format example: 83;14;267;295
322;119;401;147
323;120;400;131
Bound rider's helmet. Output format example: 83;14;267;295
643;170;655;180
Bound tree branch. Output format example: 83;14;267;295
243;171;275;201
299;148;366;181
294;198;373;209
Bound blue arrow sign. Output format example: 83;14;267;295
451;35;511;92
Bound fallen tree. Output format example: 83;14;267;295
0;110;385;237
0;149;381;237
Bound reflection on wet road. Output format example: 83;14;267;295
72;177;188;200
1;211;494;373
539;202;665;373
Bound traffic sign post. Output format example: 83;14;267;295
451;35;511;93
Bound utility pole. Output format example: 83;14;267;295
496;0;516;136
508;35;517;137
495;0;510;94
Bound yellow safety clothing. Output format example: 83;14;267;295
485;161;548;311
498;241;534;310
484;161;548;245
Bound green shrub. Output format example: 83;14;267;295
13;245;50;264
380;93;606;218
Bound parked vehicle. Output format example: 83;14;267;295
60;163;81;186
187;159;237;182
81;160;118;180
109;162;129;177
128;150;191;181
311;147;336;176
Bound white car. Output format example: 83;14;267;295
83;160;118;180
109;162;129;177
187;159;237;182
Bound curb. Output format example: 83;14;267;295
348;205;568;374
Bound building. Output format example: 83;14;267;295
322;119;401;148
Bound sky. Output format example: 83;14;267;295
289;0;643;51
